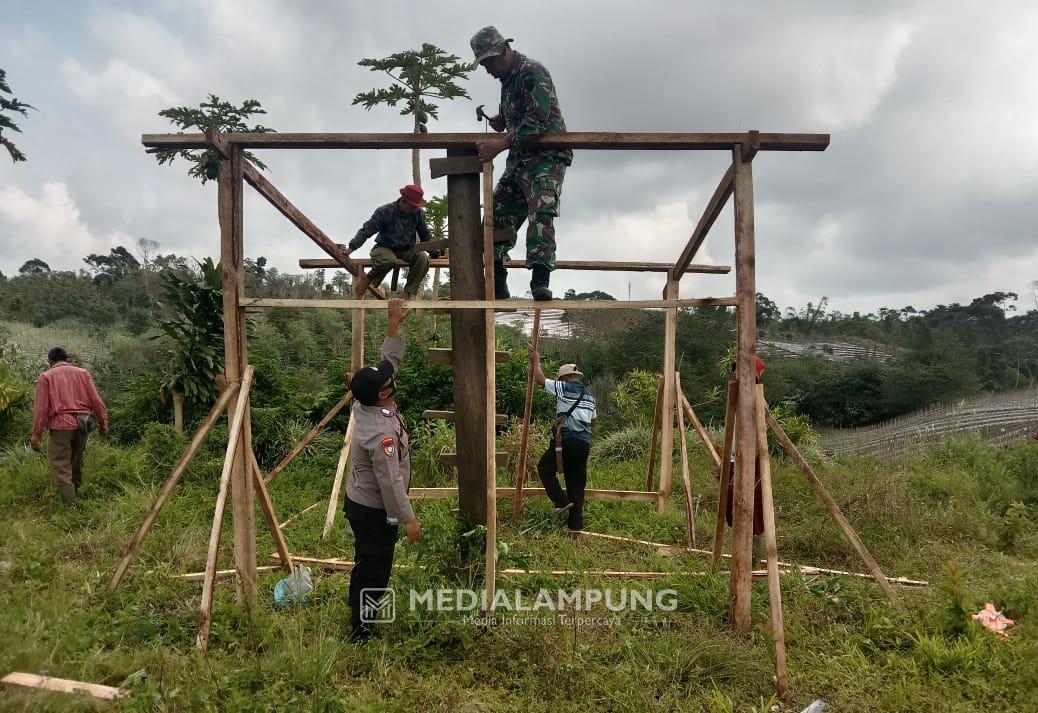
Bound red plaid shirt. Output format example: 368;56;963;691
32;362;108;441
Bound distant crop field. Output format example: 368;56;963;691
0;320;118;370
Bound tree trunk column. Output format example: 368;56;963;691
446;149;489;524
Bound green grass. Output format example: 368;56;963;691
0;434;1035;712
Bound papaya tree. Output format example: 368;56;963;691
352;44;471;186
153;95;274;184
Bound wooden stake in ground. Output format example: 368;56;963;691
674;372;697;548
322;416;356;539
107;382;240;593
513;308;542;518
754;384;789;701
265;393;351;485
197;365;254;651
481;159;498;607
645;373;665;491
712;379;738;569
765;409;905;611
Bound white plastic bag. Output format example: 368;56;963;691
274;565;313;607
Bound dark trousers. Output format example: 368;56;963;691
537;437;591;530
345;498;399;638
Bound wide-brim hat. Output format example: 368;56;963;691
557;363;584;379
470;26;513;69
399;184;427;207
349;359;395;405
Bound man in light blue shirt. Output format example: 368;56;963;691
529;350;596;530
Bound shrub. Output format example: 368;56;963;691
611;369;660;427
138;422;187;472
591;424;652;463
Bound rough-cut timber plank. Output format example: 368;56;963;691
680;392;722;467
178;565;282;582
248;451;294;575
429;155;483;178
243;297;737;310
427;348;511;365
513;309;541;519
482;160;498;609
408;487;659;502
671;162;735;280
107;381;239;592
265;393;350;485
645;374;665;491
675;372;697;548
658;280;678;513
301;258;731;274
423;410;508;425
712;380;739;569
143;131;831;151
322;418;355;539
440;452;508;467
1;673;128;701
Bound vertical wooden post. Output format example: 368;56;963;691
513;309;542;518
446;150;489;525
658;279;678;513
674;372;697;548
351;280;365;372
755;385;789;700
322;417;355;539
729;143;757;632
218;143;256;602
645;374;665;492
712;379;738;569
482;161;497;606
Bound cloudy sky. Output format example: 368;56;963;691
2;1;1036;315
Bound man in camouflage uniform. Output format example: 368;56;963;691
470;26;573;300
339;184;441;299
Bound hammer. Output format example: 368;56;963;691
476;104;489;132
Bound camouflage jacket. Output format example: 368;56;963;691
349;200;433;252
500;53;573;165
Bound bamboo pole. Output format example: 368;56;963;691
765;409;906;611
248;450;294;574
712;380;738;569
674;372;697;548
264;393;351;485
645;374;665;491
513;309;542;518
482;160;498;607
107;382;239;593
658;280;678;513
197;365;254;651
754;385;789;700
730;143;757;633
322;416;355;539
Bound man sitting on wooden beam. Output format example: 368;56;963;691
339;184;442;299
343;298;420;642
530;350;597;530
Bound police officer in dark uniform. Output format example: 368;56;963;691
344;298;420;641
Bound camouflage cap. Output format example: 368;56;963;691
470;26;513;69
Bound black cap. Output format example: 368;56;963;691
349;359;395;405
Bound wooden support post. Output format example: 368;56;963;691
674;372;697;548
265;393;351;485
107;383;239;593
765;409;906;611
645;374;665;491
513;309;542;519
197;365;254;651
248;450;294;574
712;379;738;569
219;143;257;603
754;384;789;701
322;416;355;539
679;392;722;467
351;279;365;372
482;160;498;606
445;148;489;525
658;279;678;513
730;142;757;633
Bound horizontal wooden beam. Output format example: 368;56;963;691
671;162;736;280
429;155;483;178
300;258;732;274
428;348;511;365
408;487;659;502
243;297;738;311
143;131;830;151
423;409;508;425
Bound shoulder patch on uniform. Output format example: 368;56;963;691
380;437;396;457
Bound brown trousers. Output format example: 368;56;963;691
48;428;88;502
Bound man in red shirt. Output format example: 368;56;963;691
30;347;108;504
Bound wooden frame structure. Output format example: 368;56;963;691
113;129;930;699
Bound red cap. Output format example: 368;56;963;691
399;184;427;207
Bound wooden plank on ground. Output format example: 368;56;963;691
1;673;128;701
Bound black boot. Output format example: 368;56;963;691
494;262;510;299
530;266;552;301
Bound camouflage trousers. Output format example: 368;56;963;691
492;154;568;271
